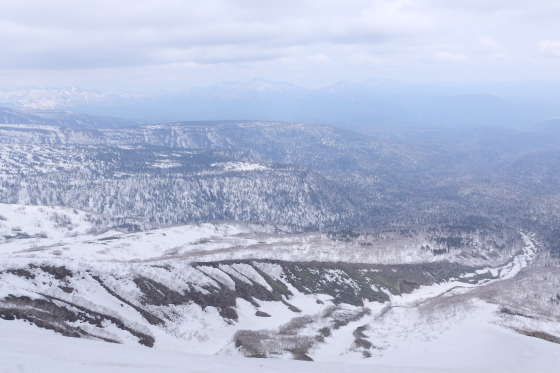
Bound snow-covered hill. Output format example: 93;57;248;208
0;143;362;229
1;202;558;372
0;203;523;266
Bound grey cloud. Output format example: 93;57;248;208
0;0;559;91
537;41;560;58
0;0;432;69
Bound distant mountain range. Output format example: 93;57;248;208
0;107;141;129
2;78;560;129
533;118;560;136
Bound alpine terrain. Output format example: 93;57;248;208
1;113;560;373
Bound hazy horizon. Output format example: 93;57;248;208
10;76;560;93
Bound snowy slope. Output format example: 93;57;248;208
1;203;558;372
0;202;522;266
2;285;560;373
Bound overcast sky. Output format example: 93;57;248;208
1;0;560;92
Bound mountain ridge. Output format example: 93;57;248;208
2;78;560;129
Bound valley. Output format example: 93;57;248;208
1;116;559;372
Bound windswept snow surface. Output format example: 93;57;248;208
1;311;559;373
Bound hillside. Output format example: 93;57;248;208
0;144;362;229
1;203;559;372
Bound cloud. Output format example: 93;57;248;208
537;40;560;57
308;54;332;64
479;35;498;48
435;51;468;63
0;0;432;70
1;0;560;90
487;53;510;61
347;53;384;66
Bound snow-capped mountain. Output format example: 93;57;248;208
0;87;108;110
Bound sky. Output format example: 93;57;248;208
1;0;560;93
